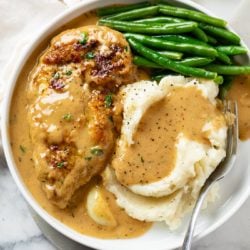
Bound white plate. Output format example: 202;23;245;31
1;0;250;249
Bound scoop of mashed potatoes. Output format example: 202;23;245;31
103;76;227;229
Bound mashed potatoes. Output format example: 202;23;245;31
103;76;227;229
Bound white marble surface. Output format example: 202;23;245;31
0;0;250;249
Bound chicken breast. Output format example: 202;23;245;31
27;25;134;208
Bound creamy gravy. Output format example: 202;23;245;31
9;11;151;239
227;75;250;140
114;86;225;185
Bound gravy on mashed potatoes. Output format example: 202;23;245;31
113;78;225;186
105;76;227;229
9;11;229;239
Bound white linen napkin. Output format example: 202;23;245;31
0;0;63;74
0;0;85;82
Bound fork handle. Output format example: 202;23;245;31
182;182;213;250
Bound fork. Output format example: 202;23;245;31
182;100;238;250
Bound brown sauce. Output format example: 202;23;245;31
9;11;151;239
227;75;250;140
113;86;225;186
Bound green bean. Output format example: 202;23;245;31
97;2;150;16
199;23;240;45
159;4;227;27
214;75;224;84
125;33;218;57
155;34;208;46
216;46;248;55
134;56;161;68
207;34;218;44
158;51;183;60
128;38;217;79
134;16;183;24
99;19;198;34
206;64;250;75
216;51;232;64
134;56;214;68
106;6;159;21
192;28;208;42
180;57;214;67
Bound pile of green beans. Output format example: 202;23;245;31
97;2;250;85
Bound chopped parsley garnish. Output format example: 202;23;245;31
63;113;73;121
19;145;26;153
90;146;103;156
85;52;95;59
104;94;113;108
79;32;88;45
53;72;60;79
84;156;92;161
65;70;72;76
57;162;65;168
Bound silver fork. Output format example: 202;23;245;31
182;100;238;250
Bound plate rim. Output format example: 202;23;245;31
1;0;250;249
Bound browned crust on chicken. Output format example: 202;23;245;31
42;25;135;88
